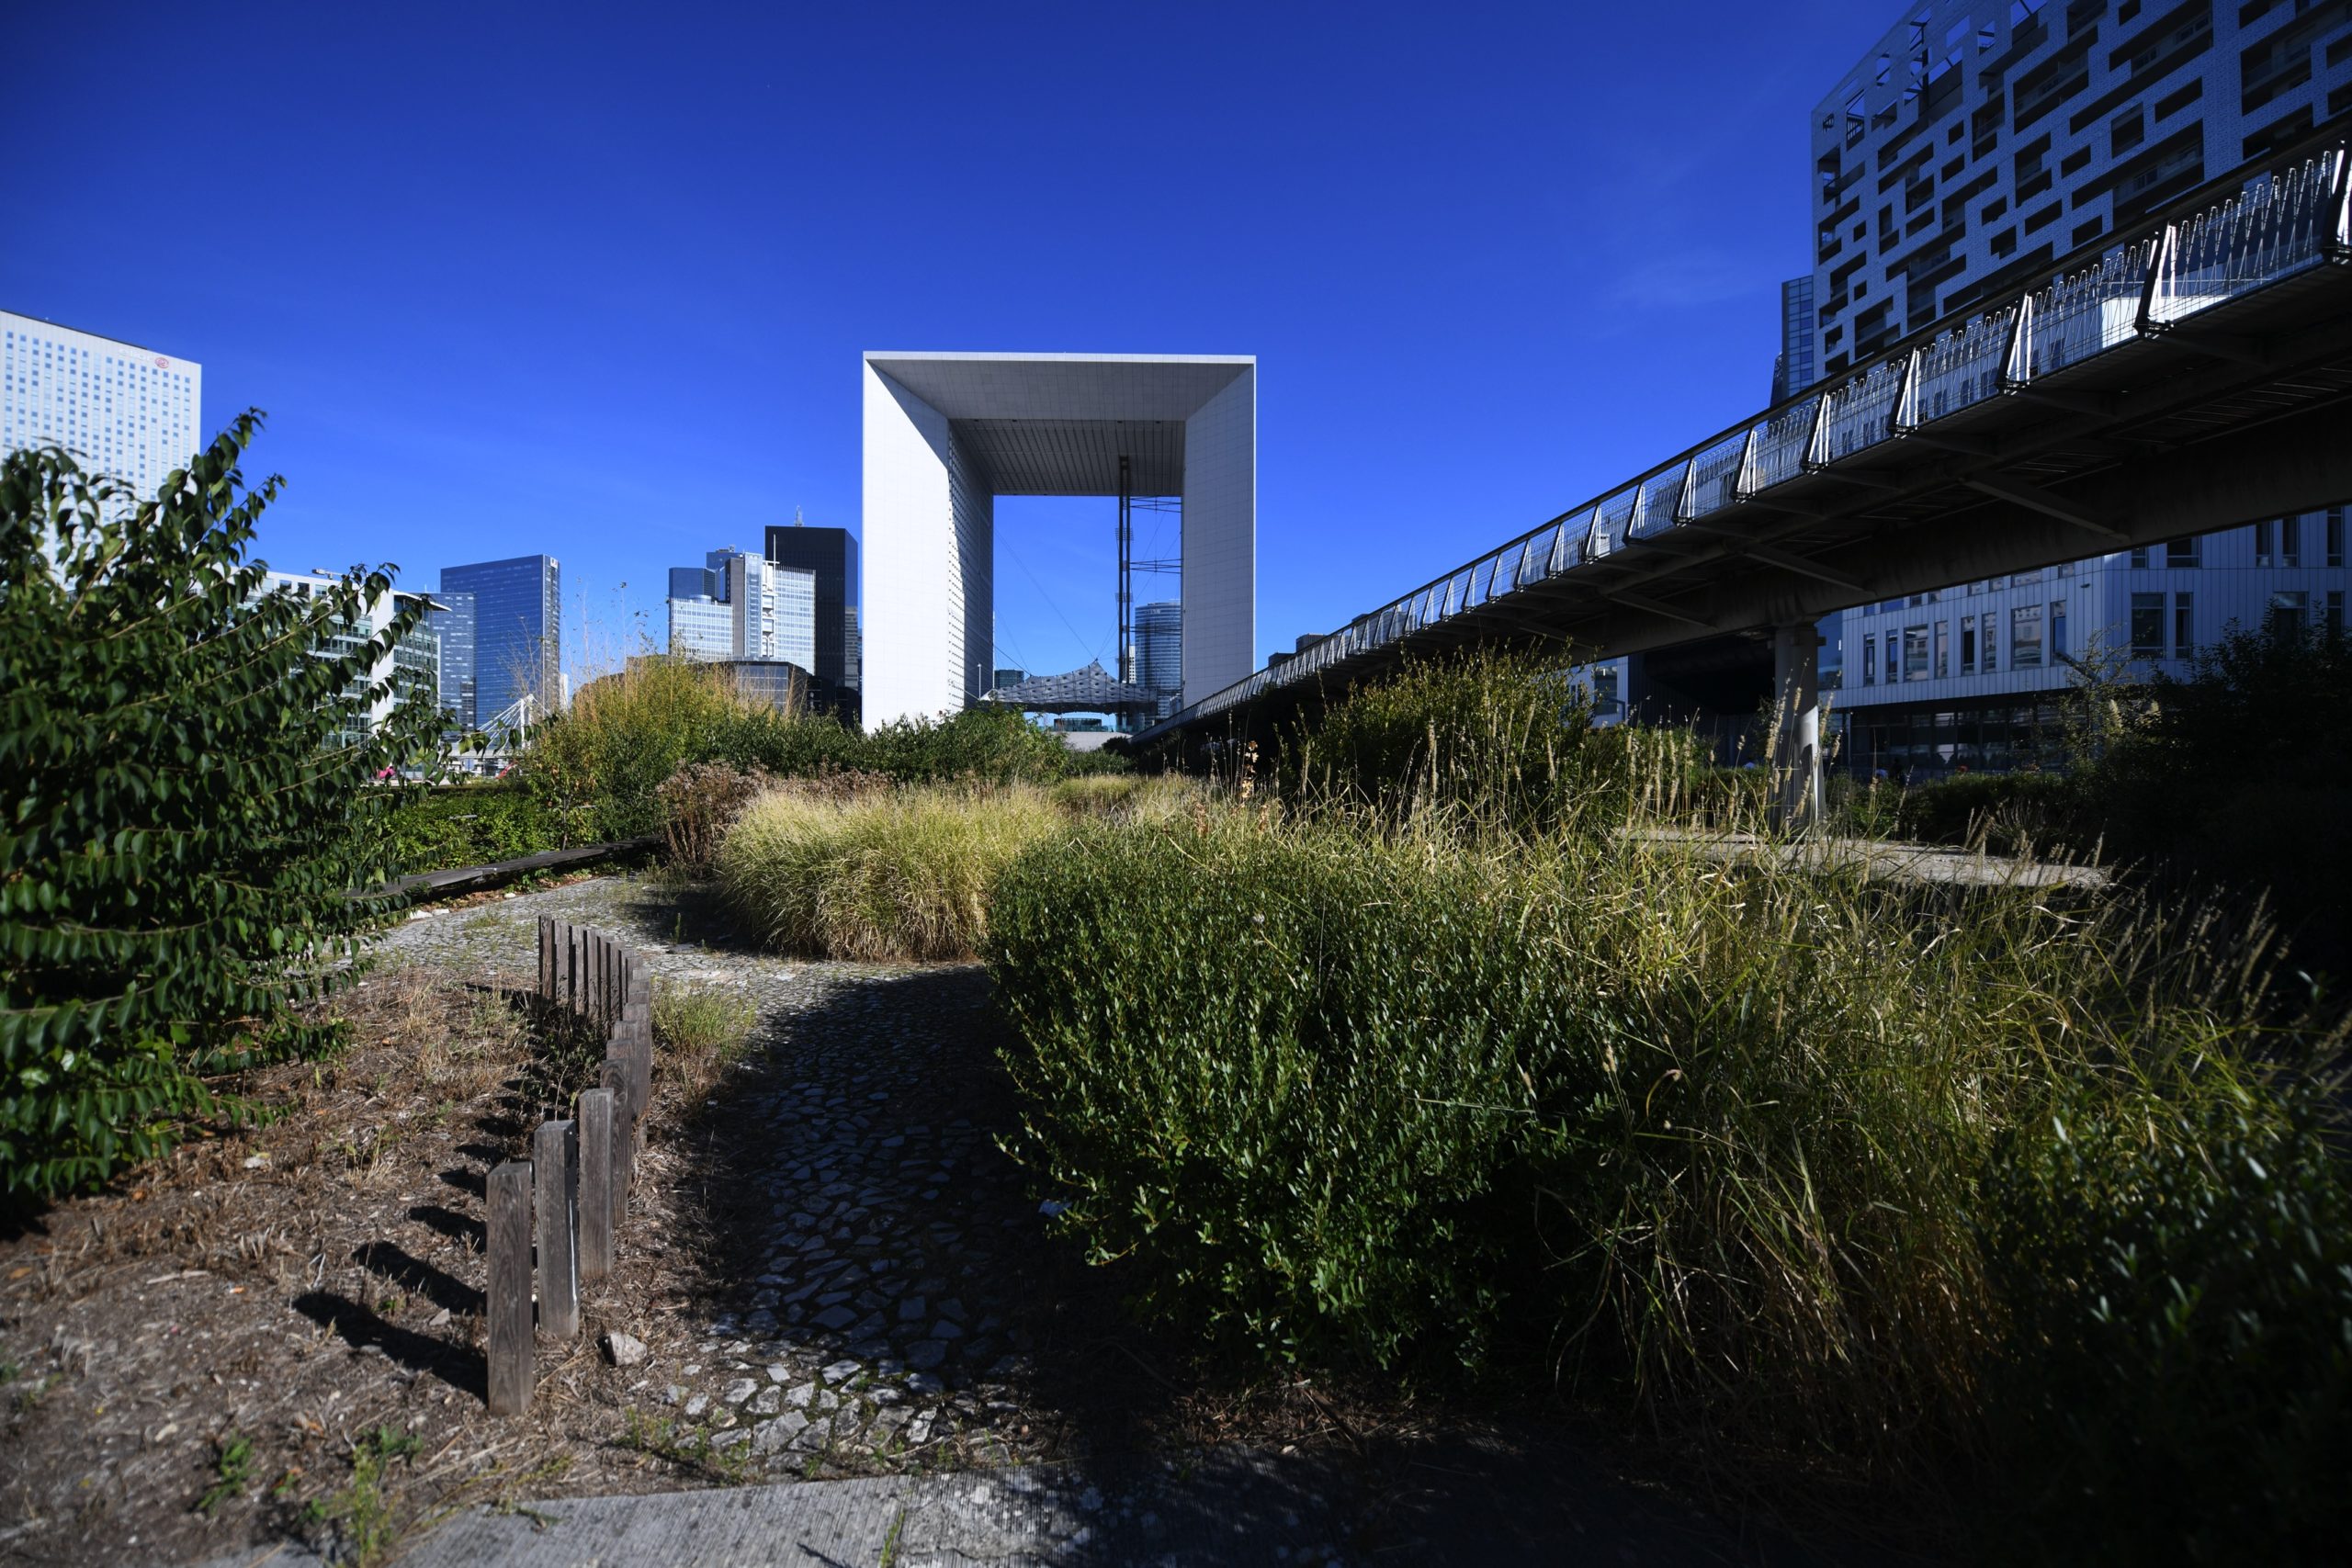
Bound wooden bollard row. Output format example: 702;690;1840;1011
486;919;659;1416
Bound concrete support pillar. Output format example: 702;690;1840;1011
1771;620;1824;832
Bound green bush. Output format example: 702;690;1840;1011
377;783;560;873
1884;771;2082;852
515;663;1095;853
990;820;1572;1367
1983;1065;2352;1564
0;420;435;1199
718;785;1062;962
986;651;2352;1551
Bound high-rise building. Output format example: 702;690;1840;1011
1136;601;1183;720
440;555;560;729
1798;0;2351;774
2;309;200;502
763;522;859;692
664;546;816;668
431;592;478;730
258;570;440;748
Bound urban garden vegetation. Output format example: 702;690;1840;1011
975;649;2351;1562
0;418;436;1201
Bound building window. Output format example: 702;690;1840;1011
1934;620;1950;679
1961;615;1977;674
2167;535;2200;568
2051;599;2067;660
1863;636;1876;684
2012;603;2044;668
2329;508;2345;569
2267;590;2307;639
2131;592;2165;656
2129;546;2149;569
1886;631;1901;682
2174;592;2193;658
2282;515;2301;567
2327;591;2344;640
1904;625;1930;682
2255;518;2275;565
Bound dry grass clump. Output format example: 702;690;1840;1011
1048;773;1201;823
718;784;1063;962
651;978;762;1101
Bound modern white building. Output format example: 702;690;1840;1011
666;547;817;668
1786;0;2351;773
259;570;441;747
861;353;1254;728
2;309;201;502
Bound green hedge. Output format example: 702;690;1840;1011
376;784;565;874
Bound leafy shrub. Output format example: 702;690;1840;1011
2086;625;2352;972
377;783;560;873
0;420;434;1199
718;785;1061;961
1983;1065;2352;1563
1883;771;2081;853
518;656;748;844
654;762;774;877
991;819;1587;1367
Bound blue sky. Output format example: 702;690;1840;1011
2;0;1891;686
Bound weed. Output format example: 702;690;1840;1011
617;1408;756;1485
302;1425;422;1568
194;1432;254;1515
879;1504;908;1567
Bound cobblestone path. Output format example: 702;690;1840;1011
374;873;1137;1480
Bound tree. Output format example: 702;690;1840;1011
0;414;436;1200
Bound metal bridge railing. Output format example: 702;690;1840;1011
1141;143;2350;744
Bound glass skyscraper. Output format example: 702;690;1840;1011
763;523;860;694
439;555;560;727
430;592;476;729
1136;601;1182;720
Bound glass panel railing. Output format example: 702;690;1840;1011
1684;431;1748;518
2157;153;2339;324
1818;359;1903;461
2030;238;2154;375
1747;405;1813;492
1593;488;1640;556
1910;307;2012;423
1632;469;1680;539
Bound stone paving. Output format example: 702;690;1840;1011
374;874;1080;1480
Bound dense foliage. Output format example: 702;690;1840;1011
375;782;560;871
986;648;2352;1560
0;420;435;1199
511;656;1108;851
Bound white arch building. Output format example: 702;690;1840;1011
861;352;1255;728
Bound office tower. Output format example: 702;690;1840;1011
2;309;200;502
431;592;477;730
258;570;440;746
763;522;860;695
439;555;560;728
1135;601;1183;720
1798;0;2349;773
664;547;816;668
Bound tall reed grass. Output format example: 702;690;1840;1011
987;649;2352;1559
718;785;1062;962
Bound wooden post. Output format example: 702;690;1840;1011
603;1059;635;1196
537;916;553;1001
533;1121;579;1339
627;1002;652;1118
577;1089;613;1280
487;1159;534;1415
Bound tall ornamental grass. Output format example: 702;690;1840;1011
986;648;2352;1558
718;786;1061;962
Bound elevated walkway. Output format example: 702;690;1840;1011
1141;133;2352;823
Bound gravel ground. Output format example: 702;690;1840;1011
367;872;1177;1476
